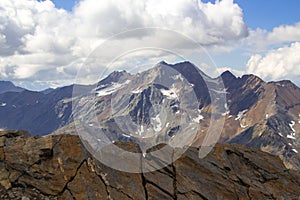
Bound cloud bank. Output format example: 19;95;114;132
247;22;300;50
0;0;248;89
245;21;300;84
247;42;300;83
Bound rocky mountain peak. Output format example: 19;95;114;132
270;79;299;92
241;74;265;86
155;61;211;108
97;70;131;86
221;70;236;82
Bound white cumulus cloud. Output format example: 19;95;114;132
246;42;300;82
247;22;300;50
0;0;248;89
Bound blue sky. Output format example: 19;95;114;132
51;0;77;11
239;0;300;30
201;0;300;30
1;0;300;90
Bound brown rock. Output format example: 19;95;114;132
0;163;11;190
0;148;4;161
93;161;146;200
175;144;300;199
147;184;173;200
67;161;107;199
0;131;299;199
0;130;30;138
144;168;174;197
0;137;5;147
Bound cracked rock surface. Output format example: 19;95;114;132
0;130;299;199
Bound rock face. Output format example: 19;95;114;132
219;71;300;170
0;130;299;199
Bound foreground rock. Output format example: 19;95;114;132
0;130;299;199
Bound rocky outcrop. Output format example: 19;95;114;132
0;130;299;199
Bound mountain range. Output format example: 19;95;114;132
0;61;299;172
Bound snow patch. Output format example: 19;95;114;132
222;111;230;116
276;83;285;87
172;74;184;82
136;125;144;136
192;115;204;123
240;123;248;129
278;132;283;137
97;84;108;88
224;103;228;110
188;83;194;87
287;134;296;140
292;149;298;153
222;103;229;116
265;114;269;119
160;88;177;99
152;114;162;132
132;88;142;94
96;80;131;97
0;103;6;107
235;109;248;121
122;134;130;138
289;121;296;133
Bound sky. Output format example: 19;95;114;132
0;0;300;90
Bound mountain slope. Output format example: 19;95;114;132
219;71;300;169
0;84;93;135
69;61;226;158
0;81;24;94
0;130;299;199
56;61;300;170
